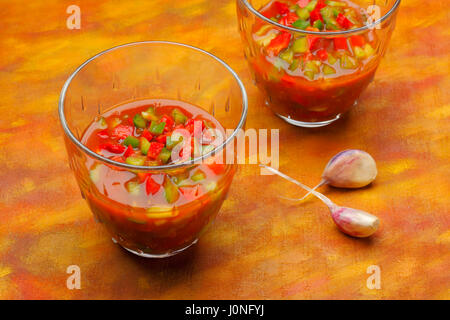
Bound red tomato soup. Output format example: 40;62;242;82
245;0;380;123
81;99;235;256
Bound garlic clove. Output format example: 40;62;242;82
324;149;377;189
331;206;380;238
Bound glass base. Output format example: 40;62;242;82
112;237;198;258
275;113;341;128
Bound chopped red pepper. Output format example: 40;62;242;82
156;134;167;144
97;129;109;139
145;176;160;195
297;0;310;8
350;35;365;47
100;143;126;154
267;32;292;56
279;12;299;27
274;1;289;15
316;0;326;10
110;124;133;140
147;142;165;160
309;8;323;24
334;37;348;50
336;13;353;29
160;114;174;128
141;129;152;141
307;35;321;51
123;145;134;158
317;49;328;61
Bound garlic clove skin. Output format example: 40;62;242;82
323;149;377;189
331;206;380;238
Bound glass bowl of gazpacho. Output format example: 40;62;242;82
59;41;248;258
237;0;400;127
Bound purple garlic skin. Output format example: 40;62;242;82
324;149;377;189
331;206;380;238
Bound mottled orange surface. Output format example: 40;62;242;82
0;0;449;300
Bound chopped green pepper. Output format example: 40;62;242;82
163;176;180;204
305;0;318;12
326;1;347;7
191;170;206;182
292;37;308;53
289;58;300;71
171;108;188;125
125;156;145;166
323;64;336;75
133;114;147;128
340;54;358;69
354;46;365;59
320;7;339;30
125;181;141;195
279;49;294;64
123;136;140;148
292;19;310;30
296;7;310;20
149;120;165;135
140;137;150;155
141;107;159;121
328;54;337;65
305;60;320;73
158;147;171;164
97;117;107;129
173;171;190;186
304;71;315;80
289;4;299;11
313;19;323;30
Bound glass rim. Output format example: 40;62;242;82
58;40;248;171
239;0;401;35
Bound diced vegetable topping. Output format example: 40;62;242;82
84;100;231;211
140;137;151;155
126;181;141;195
145;175;160;195
123;136;140;148
149;120;165;135
97;117;107;129
133;114;147;128
158;148;171;164
267;32;292;56
191;169;206;182
255;0;375;80
163;176;180;204
141;107;159;121
125;156;146;166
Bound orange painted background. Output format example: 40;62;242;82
0;0;448;299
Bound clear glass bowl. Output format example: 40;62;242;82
59;41;248;258
237;0;401;127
